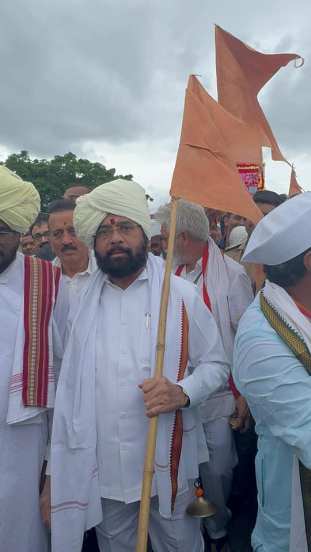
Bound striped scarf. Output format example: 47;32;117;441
7;255;60;424
22;255;61;407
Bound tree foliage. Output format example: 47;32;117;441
3;150;133;210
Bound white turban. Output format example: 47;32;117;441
0;166;40;233
74;178;151;247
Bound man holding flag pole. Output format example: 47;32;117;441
49;178;229;552
49;24;304;550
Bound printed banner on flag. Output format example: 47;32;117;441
237;163;264;195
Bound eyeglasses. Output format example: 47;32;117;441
95;221;139;240
32;230;50;241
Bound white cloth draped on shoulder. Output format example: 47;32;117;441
263;280;310;552
51;254;228;552
205;237;235;361
197;238;247;423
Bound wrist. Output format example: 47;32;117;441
177;385;190;408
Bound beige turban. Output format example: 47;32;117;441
74;178;151;247
0;166;40;233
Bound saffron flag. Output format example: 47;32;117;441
216;25;303;163
289;166;303;197
170;76;263;224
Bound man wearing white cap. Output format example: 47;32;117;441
225;225;248;263
50;178;229;552
233;192;311;552
149;219;165;257
0;166;62;551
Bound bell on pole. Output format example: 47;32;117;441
186;478;217;519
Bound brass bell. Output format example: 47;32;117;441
186;478;217;519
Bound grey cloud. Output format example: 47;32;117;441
0;0;309;163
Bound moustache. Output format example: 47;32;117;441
107;247;130;257
61;245;77;252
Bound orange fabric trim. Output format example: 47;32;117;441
296;301;311;320
170;302;189;512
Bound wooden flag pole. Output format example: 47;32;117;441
136;197;178;552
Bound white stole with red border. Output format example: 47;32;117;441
6;255;59;424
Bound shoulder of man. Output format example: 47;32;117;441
223;252;248;276
171;272;199;296
235;294;271;343
24;255;61;294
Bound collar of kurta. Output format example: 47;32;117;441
54;250;97;277
101;266;149;288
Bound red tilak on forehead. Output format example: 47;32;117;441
108;217;116;225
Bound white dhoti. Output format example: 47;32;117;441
0;418;49;552
0;254;54;552
96;487;203;552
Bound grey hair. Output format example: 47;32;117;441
155;199;209;241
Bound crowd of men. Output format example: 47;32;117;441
0;165;310;552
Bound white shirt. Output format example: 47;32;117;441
96;269;152;502
54;250;97;293
54;252;98;346
95;263;229;503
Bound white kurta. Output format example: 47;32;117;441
51;254;229;551
96;269;151;502
0;254;48;552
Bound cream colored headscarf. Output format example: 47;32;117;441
74;178;151;247
0;166;40;233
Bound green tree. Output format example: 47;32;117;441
3;150;133;210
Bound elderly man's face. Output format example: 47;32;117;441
94;214;148;278
0;219;20;273
174;233;192;265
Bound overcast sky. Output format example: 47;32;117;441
0;0;309;208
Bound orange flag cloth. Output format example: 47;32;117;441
216;25;303;163
289;165;303;197
170;76;262;224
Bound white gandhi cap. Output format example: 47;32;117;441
242;192;311;266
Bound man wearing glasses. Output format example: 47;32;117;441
49;178;229;552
